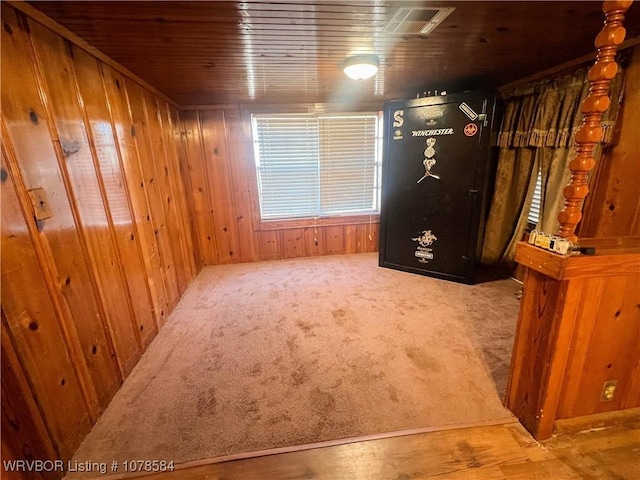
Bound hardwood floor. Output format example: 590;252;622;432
118;410;640;480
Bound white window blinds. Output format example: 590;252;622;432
527;168;543;225
252;113;381;220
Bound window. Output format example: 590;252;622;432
527;168;543;226
251;113;382;221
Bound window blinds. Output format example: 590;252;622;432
252;113;380;220
527;168;543;225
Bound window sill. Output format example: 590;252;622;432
258;213;380;231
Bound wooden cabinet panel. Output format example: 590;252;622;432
559;275;640;417
506;269;563;438
509;241;640;440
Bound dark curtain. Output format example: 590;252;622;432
481;67;625;268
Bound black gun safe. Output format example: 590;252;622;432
379;92;497;284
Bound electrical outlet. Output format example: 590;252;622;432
601;380;617;401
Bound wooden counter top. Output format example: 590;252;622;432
514;237;640;280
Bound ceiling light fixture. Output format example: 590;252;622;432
343;54;379;80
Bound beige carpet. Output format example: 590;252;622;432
68;253;520;476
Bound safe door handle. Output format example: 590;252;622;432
418;156;439;183
417;172;440;183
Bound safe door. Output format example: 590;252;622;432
379;93;495;283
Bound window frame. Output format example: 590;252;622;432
249;111;382;231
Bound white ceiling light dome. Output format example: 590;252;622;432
343;54;379;80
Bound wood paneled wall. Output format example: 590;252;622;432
180;108;379;265
580;45;640;238
508;240;640;439
1;4;199;475
0;2;637;475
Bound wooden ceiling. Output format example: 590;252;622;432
28;1;640;106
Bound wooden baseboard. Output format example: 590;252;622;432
553;407;640;436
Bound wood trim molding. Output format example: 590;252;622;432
258;214;381;232
6;0;180;108
553;407;640;435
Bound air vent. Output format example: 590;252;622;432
383;6;455;35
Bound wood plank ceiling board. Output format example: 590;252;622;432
26;1;640;106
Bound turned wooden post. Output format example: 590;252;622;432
507;0;640;442
556;0;632;243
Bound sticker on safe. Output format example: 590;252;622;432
393;110;404;140
412;230;437;263
459;102;478;120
